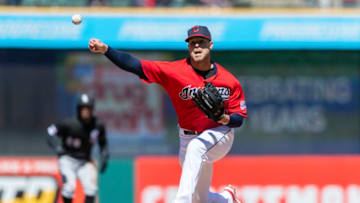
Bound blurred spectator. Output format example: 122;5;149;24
143;0;247;7
22;0;88;6
144;0;173;7
343;0;357;7
185;0;204;5
318;0;347;8
6;0;21;5
88;0;107;6
251;0;304;8
1;0;358;9
107;0;137;6
229;0;251;7
199;0;228;6
319;0;331;7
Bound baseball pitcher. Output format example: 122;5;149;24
89;25;247;203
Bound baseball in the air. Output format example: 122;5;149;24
72;14;82;25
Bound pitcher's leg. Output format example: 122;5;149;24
174;137;208;203
199;127;235;203
174;126;235;203
193;161;212;203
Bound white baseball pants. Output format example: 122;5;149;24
174;125;235;203
59;155;98;198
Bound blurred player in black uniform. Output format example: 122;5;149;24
46;93;109;203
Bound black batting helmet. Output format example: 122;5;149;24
77;93;95;108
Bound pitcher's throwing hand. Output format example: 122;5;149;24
89;38;108;54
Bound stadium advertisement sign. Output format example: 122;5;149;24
135;156;360;203
0;157;84;203
239;75;359;135
59;54;165;138
57;52;166;155
0;13;359;50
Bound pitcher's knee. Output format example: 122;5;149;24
187;138;206;156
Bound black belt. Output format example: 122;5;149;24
183;130;201;135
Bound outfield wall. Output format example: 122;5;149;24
135;155;360;203
0;157;134;203
2;156;360;203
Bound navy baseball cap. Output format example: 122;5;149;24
185;25;211;42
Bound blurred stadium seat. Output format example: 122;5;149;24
21;0;88;6
0;0;358;7
250;0;310;8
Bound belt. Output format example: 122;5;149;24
183;130;201;135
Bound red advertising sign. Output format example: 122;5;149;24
135;155;360;203
62;59;165;138
0;157;85;203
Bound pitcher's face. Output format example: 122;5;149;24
188;37;213;62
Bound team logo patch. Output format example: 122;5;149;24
192;26;200;33
240;101;247;110
179;85;230;100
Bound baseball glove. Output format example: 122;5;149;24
192;82;224;122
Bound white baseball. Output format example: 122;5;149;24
72;14;82;25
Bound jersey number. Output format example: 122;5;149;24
65;137;82;149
